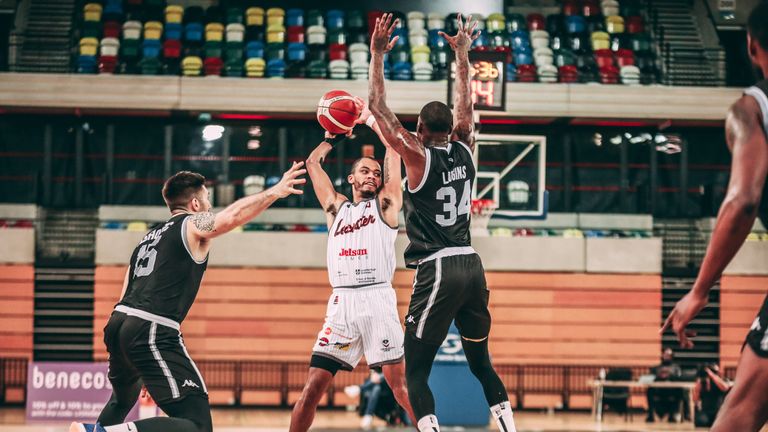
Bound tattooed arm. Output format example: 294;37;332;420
307;136;348;229
440;14;480;152
186;161;307;243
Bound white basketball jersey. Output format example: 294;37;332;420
327;198;398;288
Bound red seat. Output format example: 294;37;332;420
287;26;305;43
204;57;223;76
527;13;545;31
99;55;118;73
517;64;537;82
615;48;635;67
562;0;579;16
594;48;614;68
367;11;384;38
12;220;33;228
163;40;181;58
103;21;121;39
626;16;645;33
582;0;601;16
559;65;579;83
599;65;620;84
329;43;347;61
494;46;512;63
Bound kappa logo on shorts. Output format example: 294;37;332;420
751;317;762;332
182;379;200;389
406;315;416;325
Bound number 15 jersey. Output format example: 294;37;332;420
403;141;476;268
119;213;208;323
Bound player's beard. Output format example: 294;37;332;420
360;188;376;199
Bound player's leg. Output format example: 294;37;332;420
404;333;442;431
289;357;342;432
455;254;516;432
97;313;143;426
382;361;416;424
710;346;768;431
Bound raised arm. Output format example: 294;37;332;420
187;161;307;242
440;14;480;151
368;13;426;188
356;99;402;215
307;135;348;227
662;95;768;348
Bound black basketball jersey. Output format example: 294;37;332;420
118;213;208;323
403;141;476;268
745;80;768;227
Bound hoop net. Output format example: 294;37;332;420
470;199;497;237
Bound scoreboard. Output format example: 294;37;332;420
447;50;507;112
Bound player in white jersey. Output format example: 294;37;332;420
289;100;416;431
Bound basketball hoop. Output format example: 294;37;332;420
470;199;497;237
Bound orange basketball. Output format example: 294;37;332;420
316;90;360;135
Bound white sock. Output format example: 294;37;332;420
490;401;517;432
104;423;137;432
417;414;440;432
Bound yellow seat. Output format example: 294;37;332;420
266;24;286;43
165;5;184;24
84;3;102;22
79;37;99;56
486;12;506;32
126;221;148;232
591;31;610;50
246;58;266;77
182;56;203;76
606;16;625;34
144;21;163;40
411;45;430;64
246;7;265;26
206;23;224;41
266;7;285;26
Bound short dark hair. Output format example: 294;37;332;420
162;171;205;210
748;1;768;51
350;156;379;175
419;101;453;134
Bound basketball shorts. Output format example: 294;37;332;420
405;253;492;346
312;284;405;371
104;306;208;404
744;294;768;358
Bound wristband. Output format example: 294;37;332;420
365;115;377;128
325;134;348;146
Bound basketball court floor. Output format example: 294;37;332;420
0;407;737;432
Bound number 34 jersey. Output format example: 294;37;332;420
119;213;208;323
403;141;476;268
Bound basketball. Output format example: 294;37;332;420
316;90;360;135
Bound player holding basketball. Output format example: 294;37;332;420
70;163;306;432
289;100;416;431
367;13;516;432
661;3;768;431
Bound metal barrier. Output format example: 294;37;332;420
0;358;654;409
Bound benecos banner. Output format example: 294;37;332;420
26;362;139;422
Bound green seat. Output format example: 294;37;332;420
307;59;327;78
347;10;365;29
488;31;509;48
120;39;140;60
226;41;244;61
327;29;347;45
139;57;162;75
266;42;284;61
555;50;576;67
225;58;244;77
307;9;323;27
204;41;223;59
227;7;244;24
81;21;101;39
630;33;652;53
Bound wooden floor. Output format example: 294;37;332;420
0;407;731;431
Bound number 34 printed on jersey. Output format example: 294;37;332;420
436;180;471;226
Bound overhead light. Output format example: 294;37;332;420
249;126;262;137
609;135;623;145
247;139;261;150
592;133;602;147
629;133;652;144
202;125;224;141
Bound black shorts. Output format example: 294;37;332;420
405;253;491;345
744;294;768;358
104;310;208;404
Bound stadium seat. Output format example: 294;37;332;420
246;41;264;59
286;8;304;27
470;14;486;30
408;11;426;30
606;15;625;33
527;13;545;31
205;6;224;24
444;12;460;34
329;59;350;79
182;56;202;76
583;1;601;17
123;20;142;40
566;16;586;34
227;7;244;25
328;29;348;45
163;39;181;58
630;33;653;54
351;60;369;80
392;61;413;80
562;0;579;16
103;21;121;39
144;21;162;40
410;28;428;47
184;6;204;24
546;13;565;35
427;12;442;30
506;13;526;32
100;37;119;56
329;43;348;61
77;55;97;73
594;48;614;67
592;31;610;50
349;43;368;63
225;57;244;77
510;31;530;50
569;34;590;53
245;25;265;43
555;49;577;67
267;8;285;26
287;42;307;63
514;50;533;66
265;43;285;61
534;47;554;66
431;47;449;79
621;0;643;17
204;56;223;76
486;13;505;32
538;64;558;82
286;26;304;43
620;65;641;84
142;39;161;58
127;221;148;232
325;9;344;30
204;41;222;59
206;23;224;41
517;63;537;82
165;5;183;23
80;37;98;56
227;24;245;42
411;45;430;64
559;64;579;82
165;23;181;40
84;3;102;22
587;14;607;33
530;30;549;49
103;1;123;22
599;64;620;84
615;48;635;67
246;57;266;77
506;63;516;82
246;7;265;26
266;58;286;77
626;16;644;33
307;59;328;78
266;24;285;43
99;55;118;74
185;23;203;42
226;41;244;62
139;56;162;75
602;0;620;16
307;25;326;45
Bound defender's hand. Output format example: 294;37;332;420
439;13;481;52
272;161;307;198
370;13;400;54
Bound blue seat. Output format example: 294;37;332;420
287;42;307;62
165;23;182;40
326;9;345;29
142;39;162;58
77;55;97;73
266;58;286;77
506;63;517;81
246;41;265;58
472;32;488;48
286;8;304;27
514;51;533;65
185;23;203;42
510;31;531;49
428;29;446;48
392;61;412;80
392;27;409;47
103;2;123;21
566;16;586;34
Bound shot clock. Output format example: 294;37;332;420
447;50;507;112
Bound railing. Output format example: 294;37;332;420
0;358;654;409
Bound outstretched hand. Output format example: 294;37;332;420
370;13;400;54
353;96;372;126
660;290;708;349
439;13;481;52
272;161;307;198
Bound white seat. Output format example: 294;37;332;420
100;37;120;56
329;59;350;79
226;23;245;42
307;25;327;45
413;62;433;81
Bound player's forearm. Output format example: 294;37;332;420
306;141;333;169
693;196;759;296
306;142;337;207
453;50;473;126
369;52;388;113
706;370;731;391
212;188;281;232
382;146;402;199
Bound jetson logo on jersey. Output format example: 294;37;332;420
442;166;468;184
339;248;368;257
333;214;376;237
